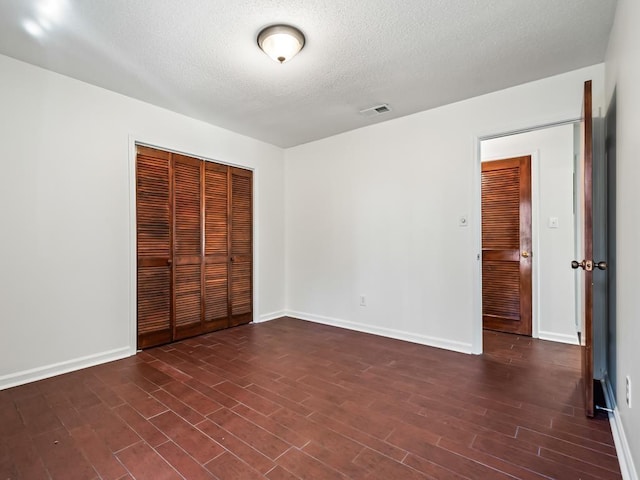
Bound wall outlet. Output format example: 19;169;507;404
359;295;366;306
626;376;632;408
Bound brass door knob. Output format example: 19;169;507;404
572;260;607;271
522;251;530;258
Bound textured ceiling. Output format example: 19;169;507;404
0;0;617;147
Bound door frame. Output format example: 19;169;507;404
127;135;258;353
472;118;580;354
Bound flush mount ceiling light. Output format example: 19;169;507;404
257;24;305;64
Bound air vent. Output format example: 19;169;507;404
359;104;392;117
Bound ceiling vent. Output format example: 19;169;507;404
359;104;392;117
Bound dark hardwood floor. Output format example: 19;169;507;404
0;318;620;479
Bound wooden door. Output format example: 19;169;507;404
572;80;597;417
136;146;173;349
481;156;532;335
229;167;253;327
172;154;204;341
136;146;253;348
203;162;230;332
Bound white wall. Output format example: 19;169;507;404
0;54;285;389
481;125;577;345
285;64;604;354
605;0;640;475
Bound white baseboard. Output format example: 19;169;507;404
255;310;287;323
601;378;639;480
0;347;135;391
537;330;580;345
285;310;473;354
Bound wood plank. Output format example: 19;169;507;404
1;321;620;479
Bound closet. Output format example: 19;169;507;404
136;145;252;349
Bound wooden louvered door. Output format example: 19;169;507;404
203;162;230;332
172;154;204;341
136;146;173;349
136;146;253;349
481;156;532;335
229;167;253;327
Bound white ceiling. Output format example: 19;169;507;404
0;0;617;148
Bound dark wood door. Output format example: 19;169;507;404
229;167;253;327
481;156;532;335
172;154;204;341
204;162;230;332
136;146;173;348
575;80;596;417
136;146;253;349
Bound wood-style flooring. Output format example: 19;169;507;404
0;317;621;479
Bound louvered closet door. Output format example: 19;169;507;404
203;162;230;332
229;167;253;327
136;146;172;349
481;156;532;335
136;146;253;348
172;154;204;340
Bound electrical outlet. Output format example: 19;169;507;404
626;376;632;408
359;295;366;306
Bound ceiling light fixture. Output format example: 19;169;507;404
257;24;305;64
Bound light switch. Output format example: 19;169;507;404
548;217;559;228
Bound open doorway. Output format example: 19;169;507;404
476;82;610;421
480;123;579;345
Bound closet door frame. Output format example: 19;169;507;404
129;139;256;352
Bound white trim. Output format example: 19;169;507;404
0;347;134;391
532;150;541;339
132;138;255;171
286;311;473;354
471;135;483;354
256;311;286;323
479;118;581;142
252;167;260;327
128;136;138;353
537;331;579;345
601;378;639;480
